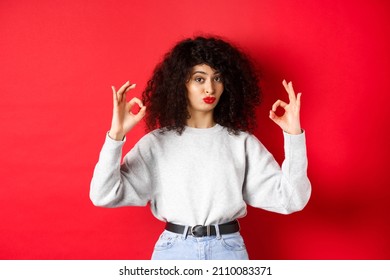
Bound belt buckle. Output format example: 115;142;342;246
191;225;210;237
191;225;202;237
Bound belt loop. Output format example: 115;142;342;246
215;224;221;239
182;225;189;240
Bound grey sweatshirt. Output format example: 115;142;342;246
90;124;311;225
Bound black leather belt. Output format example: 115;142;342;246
165;220;240;237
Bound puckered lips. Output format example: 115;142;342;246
203;96;216;104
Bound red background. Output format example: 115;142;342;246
1;0;389;259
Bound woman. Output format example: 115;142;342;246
90;36;311;260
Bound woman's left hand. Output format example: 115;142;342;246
269;80;302;135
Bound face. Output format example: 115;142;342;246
185;64;224;115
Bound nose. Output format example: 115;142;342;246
205;80;214;95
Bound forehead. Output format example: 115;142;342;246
191;64;219;74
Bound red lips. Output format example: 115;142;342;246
203;96;216;104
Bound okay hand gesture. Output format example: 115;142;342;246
269;80;302;135
108;81;146;141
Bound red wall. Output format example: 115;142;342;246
1;0;389;259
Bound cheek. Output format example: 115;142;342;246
184;84;192;99
185;86;196;99
186;83;199;95
185;86;199;106
217;84;224;97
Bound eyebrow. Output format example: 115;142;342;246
191;70;221;76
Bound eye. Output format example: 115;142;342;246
214;76;223;82
194;77;205;83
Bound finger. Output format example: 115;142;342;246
127;100;146;123
296;92;302;107
123;83;136;93
126;97;144;116
272;99;288;111
288;81;297;102
119;82;137;102
282;79;288;90
269;110;282;125
123;83;136;99
134;105;146;121
120;81;136;94
116;81;133;102
117;81;131;94
112;86;118;106
283;80;296;103
128;97;144;109
282;79;291;95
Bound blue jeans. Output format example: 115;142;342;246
151;226;249;260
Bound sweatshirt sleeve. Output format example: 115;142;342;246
242;131;311;214
89;133;152;208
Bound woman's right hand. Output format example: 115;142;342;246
108;81;146;141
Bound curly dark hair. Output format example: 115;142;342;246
142;36;261;134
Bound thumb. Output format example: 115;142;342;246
134;105;146;121
269;110;279;123
269;110;284;127
130;105;146;124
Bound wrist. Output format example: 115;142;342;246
285;125;302;135
108;130;125;141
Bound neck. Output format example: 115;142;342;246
186;111;216;128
